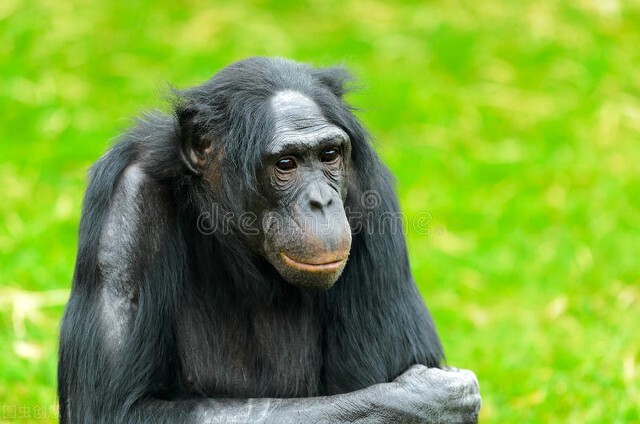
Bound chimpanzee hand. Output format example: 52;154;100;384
376;364;481;423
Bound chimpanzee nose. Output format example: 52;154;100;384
308;181;334;211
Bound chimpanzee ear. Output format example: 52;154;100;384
176;104;214;175
312;66;354;98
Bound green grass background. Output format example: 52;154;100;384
1;0;639;422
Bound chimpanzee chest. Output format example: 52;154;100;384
175;299;323;398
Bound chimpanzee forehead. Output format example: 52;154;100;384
268;90;348;151
270;90;322;116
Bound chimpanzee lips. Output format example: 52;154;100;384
281;252;348;273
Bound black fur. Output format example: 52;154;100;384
58;57;444;423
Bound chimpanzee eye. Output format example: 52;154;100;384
320;147;340;163
275;157;297;172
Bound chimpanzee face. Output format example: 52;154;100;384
255;90;352;290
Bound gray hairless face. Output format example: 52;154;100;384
253;90;352;290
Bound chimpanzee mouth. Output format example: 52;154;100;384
281;253;347;272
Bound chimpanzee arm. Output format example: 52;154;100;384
58;161;479;423
129;365;479;423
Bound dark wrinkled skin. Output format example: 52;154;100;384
189;366;480;423
58;57;481;423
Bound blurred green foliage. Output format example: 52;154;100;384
1;0;639;422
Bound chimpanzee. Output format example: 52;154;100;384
58;57;481;423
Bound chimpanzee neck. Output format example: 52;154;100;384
183;229;310;306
